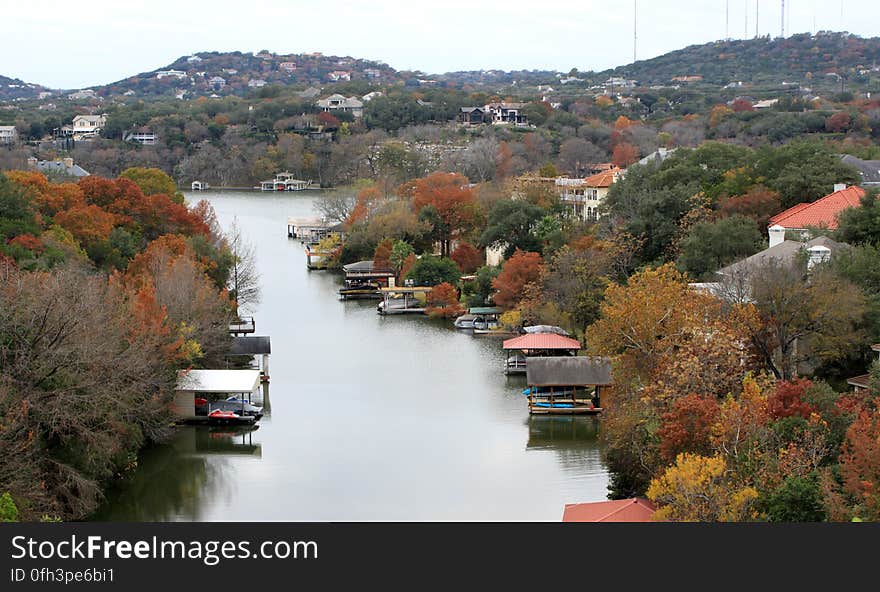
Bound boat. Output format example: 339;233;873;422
339;280;382;299
454;307;501;330
258;172;313;191
454;314;478;329
206;409;256;425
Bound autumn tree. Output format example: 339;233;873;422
119;167;183;203
612;142;639;168
426;282;464;319
657;394;721;462
491;250;543;310
451;241;483;274
404;172;481;257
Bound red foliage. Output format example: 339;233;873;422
717;186;782;231
406;172;479;254
54;204;116;245
426;282;464;318
656;394;721;462
495;141;513;180
317;111;341;128
451;242;483;274
7;234;44;253
731;99;754;112
767;378;816;420
612;142;639;168
839;409;880;519
125;234;191;283
398;252;417;282
491;250;543;309
825;112;853;133
78;176;122;208
373;238;393;270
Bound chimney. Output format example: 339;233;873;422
807;245;831;270
768;224;787;248
62;157;74;169
834;183;847;192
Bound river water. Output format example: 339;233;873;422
93;190;609;521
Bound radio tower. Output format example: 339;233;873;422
781;0;785;37
633;0;638;62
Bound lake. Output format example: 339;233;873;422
93;190;609;521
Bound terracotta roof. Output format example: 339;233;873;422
769;186;865;230
583;168;620;188
847;374;871;390
563;498;657;522
502;333;581;351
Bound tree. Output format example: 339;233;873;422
451;241;482;274
491;250;543;310
537;244;609;331
657;394;721;462
373;238;393;270
479;199;544;257
462;265;500;308
227;219;261;314
405;172;480;257
647;453;760;522
612;142;639;168
390;240;414;277
119;167;183;203
836;409;880;521
557;138;604;177
426;282;464;319
717;186;782;232
316;191;357;224
405;255;460;287
676;215;764;280
825;112;852;133
836;189;880;246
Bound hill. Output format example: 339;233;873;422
0;75;49;101
601;32;880;88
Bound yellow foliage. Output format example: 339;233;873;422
499;309;522;331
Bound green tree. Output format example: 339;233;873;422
479;199;544;258
677;215;764;280
462;265;500;308
405;255;460;287
0;492;18;522
119;167;183;204
835;189;880;246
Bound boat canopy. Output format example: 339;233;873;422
228;336;272;356
526;357;612;387
502;333;581;351
523;325;570;336
176;369;261;393
468;307;501;315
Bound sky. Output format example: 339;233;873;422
2;0;878;89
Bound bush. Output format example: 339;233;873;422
0;492;19;522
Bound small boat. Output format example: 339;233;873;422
339;280;382;299
454;314;477;329
206;409;256;425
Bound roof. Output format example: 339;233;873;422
503;333;581;351
33;160;90;178
229;336;272;356
523;325;570;336
768;185;865;230
176;369;260;393
717;236;845;277
562;498;656;522
526;356;612;386
468;307;501;315
847;374;871;390
840;155;880;184
342;260;388;273
583;168;620;188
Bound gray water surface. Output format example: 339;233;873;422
93;190;609;521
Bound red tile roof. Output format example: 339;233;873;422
584;168;620;188
502;333;581;351
563;498;657;522
769;185;865;230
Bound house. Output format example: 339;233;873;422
297;87;321;101
839;155;880;187
27;157;90;178
186;55;203;63
327;70;351;82
248;79;267;88
363;68;382;79
362;91;384;102
223;68;238;75
671;75;703;83
124;127;157;145
557;167;622;221
279;62;297;73
315;94;363;118
846;344;880;393
0;125;17;144
637;147;676;167
768;184;865;247
562;498;656;522
69;114;106;139
753;98;779;109
155;70;187;79
458;107;486;125
67;89;98;100
484;102;528;126
209;76;226;89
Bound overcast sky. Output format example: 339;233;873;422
2;0;877;89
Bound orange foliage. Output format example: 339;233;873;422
398;252;417;282
491;250;543;309
426;282;464;319
496;141;513;180
373;238;393;270
346;186;382;227
125;234;191;283
451;242;483;274
767;378;816;420
614;116;635;130
839;409;880;520
731;99;754;112
657;394;721;462
717;186;782;230
54;204;116;245
7;234;44;253
612;142;639;168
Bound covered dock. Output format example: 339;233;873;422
174;369;262;425
340;260;396;299
501;332;581;375
228;336;272;383
377;286;432;315
229;316;255;335
524;356;611;415
287;217;342;244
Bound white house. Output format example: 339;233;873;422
71;114;106;138
209;76;226;89
327;70;351;82
156;70;188;79
124;127;157;145
279;62;297;73
248;79;267;88
0;125;17;144
186;55;203;63
67;89;97;100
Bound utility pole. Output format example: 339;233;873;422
726;0;730;40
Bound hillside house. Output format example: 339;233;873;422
156;70;187;79
316;94;363;118
67;89;99;100
328;71;351;82
71;114;106;139
768;184;864;247
0;125;17;144
557;167;622;221
458;107;486;125
209;76;227;89
839;155;880;187
248;79;267;88
186;55;203;63
28;157;90;178
124;127;157;145
279;62;297;72
362;91;384;102
484;103;528;126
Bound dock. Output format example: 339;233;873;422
501;332;581;375
287;217;341;244
524;357;612;415
340;260;396;299
377;286;432;315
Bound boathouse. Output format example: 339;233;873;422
377;286;432;315
524;356;611;415
287;217;343;244
228;336;272;383
562;498;656;522
173;369;262;424
340;260;396;299
501;332;581;374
